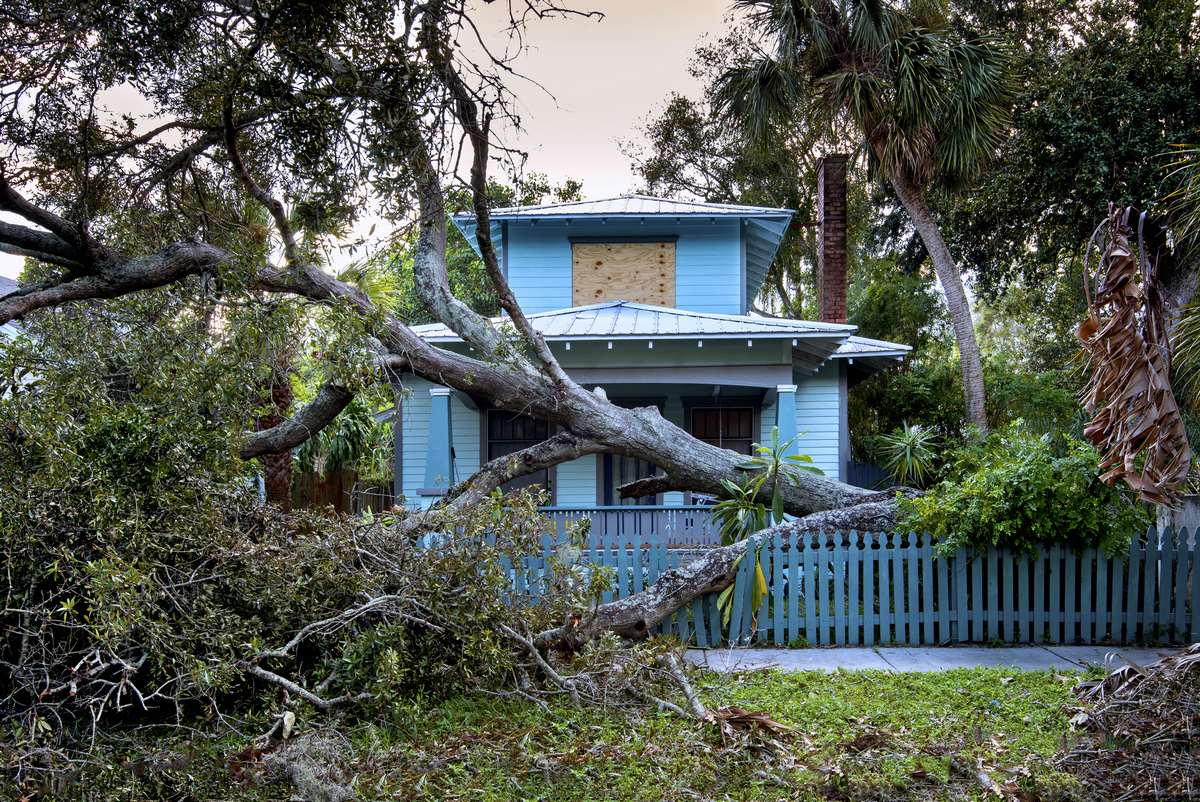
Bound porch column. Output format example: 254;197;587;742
420;386;453;495
776;383;798;458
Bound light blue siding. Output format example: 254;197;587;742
398;377;479;507
555;455;596;505
793;363;842;480
505;219;744;315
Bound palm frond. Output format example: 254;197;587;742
713;57;806;146
1163;143;1200;251
336;259;402;310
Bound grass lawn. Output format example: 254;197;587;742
343;666;1089;801
75;666;1094;801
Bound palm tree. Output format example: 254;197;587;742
716;0;1011;430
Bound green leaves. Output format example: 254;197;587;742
878;421;939;487
897;421;1150;554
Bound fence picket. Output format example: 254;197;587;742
1096;550;1108;643
987;550;1000;642
864;533;876;647
1141;529;1157;643
971;555;984;643
936;546;950;644
728;547;748;645
1158;532;1174;639
804;534;818;645
955;552;968;643
1127;537;1142;643
631;531;643;594
879;534;892;643
1081;550;1094;644
1064;549;1076;643
773;532;785;645
788;534;801;645
817;532;832;645
1190;529;1200;642
756;543;771;642
905;535;919;645
848;532;861;645
893;535;907;644
833;533;846;645
1174;529;1189;640
921;538;934;645
1015;557;1028;643
1112;551;1126;643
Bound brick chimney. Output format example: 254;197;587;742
816;154;848;324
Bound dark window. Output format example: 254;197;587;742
486;410;550;494
601;455;659;506
689;407;755;455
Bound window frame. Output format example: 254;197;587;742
480;405;556;503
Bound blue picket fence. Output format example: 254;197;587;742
516;526;1199;647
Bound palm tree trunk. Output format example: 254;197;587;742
888;173;988;432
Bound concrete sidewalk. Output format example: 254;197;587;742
685;645;1179;673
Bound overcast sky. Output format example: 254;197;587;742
0;0;733;280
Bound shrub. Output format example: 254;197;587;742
897;421;1150;554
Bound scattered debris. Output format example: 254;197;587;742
1056;644;1200;800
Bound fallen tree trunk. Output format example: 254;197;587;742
537;496;912;650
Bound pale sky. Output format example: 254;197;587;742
0;0;733;280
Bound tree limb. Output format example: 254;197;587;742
0;242;227;323
239;382;356;459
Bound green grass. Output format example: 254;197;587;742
46;667;1094;801
350;668;1086;801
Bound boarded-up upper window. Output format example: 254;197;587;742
571;241;675;307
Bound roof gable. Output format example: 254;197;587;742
451;194;794;309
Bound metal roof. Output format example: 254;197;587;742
468;194;793;220
450;194;794;307
832;335;912;358
411;300;857;342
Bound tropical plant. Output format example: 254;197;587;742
713;428;823;627
715;0;1013;430
878;422;938;487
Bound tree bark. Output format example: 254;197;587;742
889;173;989;432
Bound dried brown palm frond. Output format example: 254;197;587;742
1077;205;1191;506
1057;644;1200;801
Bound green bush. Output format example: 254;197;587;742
897;422;1150;554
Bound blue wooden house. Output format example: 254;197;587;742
392;158;908;534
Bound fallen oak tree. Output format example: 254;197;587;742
0;0;903;535
0;4;928;736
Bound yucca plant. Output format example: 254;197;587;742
715;0;1012;431
879;421;938;487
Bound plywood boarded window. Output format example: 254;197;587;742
572;241;675;306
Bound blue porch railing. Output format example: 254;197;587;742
541;505;721;547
